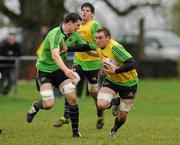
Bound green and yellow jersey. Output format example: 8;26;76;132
97;39;138;87
74;20;101;71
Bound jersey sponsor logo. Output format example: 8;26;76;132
92;77;97;81
68;37;73;42
40;77;46;83
128;92;133;97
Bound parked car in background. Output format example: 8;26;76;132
145;31;180;61
118;30;180;61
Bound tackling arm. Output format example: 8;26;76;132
68;44;98;57
68;44;92;52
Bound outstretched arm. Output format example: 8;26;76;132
68;44;92;52
51;48;76;80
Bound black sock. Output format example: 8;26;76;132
94;100;103;117
34;101;43;112
64;99;70;119
69;105;79;134
113;117;126;132
96;105;103;117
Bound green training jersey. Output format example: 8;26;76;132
36;27;66;73
65;32;86;47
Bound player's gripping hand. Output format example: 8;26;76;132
64;68;76;80
103;58;119;74
103;65;116;74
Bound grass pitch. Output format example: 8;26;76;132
0;79;180;145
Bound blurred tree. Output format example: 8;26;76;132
103;0;161;60
0;0;67;55
0;0;161;55
103;0;161;16
171;0;180;36
0;0;162;79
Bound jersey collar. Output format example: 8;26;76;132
60;25;70;41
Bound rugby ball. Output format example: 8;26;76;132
103;58;119;69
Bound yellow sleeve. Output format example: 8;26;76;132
36;42;43;56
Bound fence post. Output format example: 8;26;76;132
14;57;20;93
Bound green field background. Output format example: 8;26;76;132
0;79;180;145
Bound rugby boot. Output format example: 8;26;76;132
53;116;70;127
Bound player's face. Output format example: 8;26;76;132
96;32;110;48
69;20;82;33
81;7;94;22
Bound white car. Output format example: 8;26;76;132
118;31;180;61
144;31;180;61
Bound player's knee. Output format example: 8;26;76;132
97;92;113;102
88;83;99;94
90;92;98;99
97;92;113;110
60;83;76;95
97;101;106;110
119;101;133;112
40;89;54;109
43;100;54;109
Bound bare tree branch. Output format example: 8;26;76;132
103;0;161;16
0;0;21;24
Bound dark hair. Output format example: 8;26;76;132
96;27;111;38
64;12;82;23
81;2;95;13
8;32;15;36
